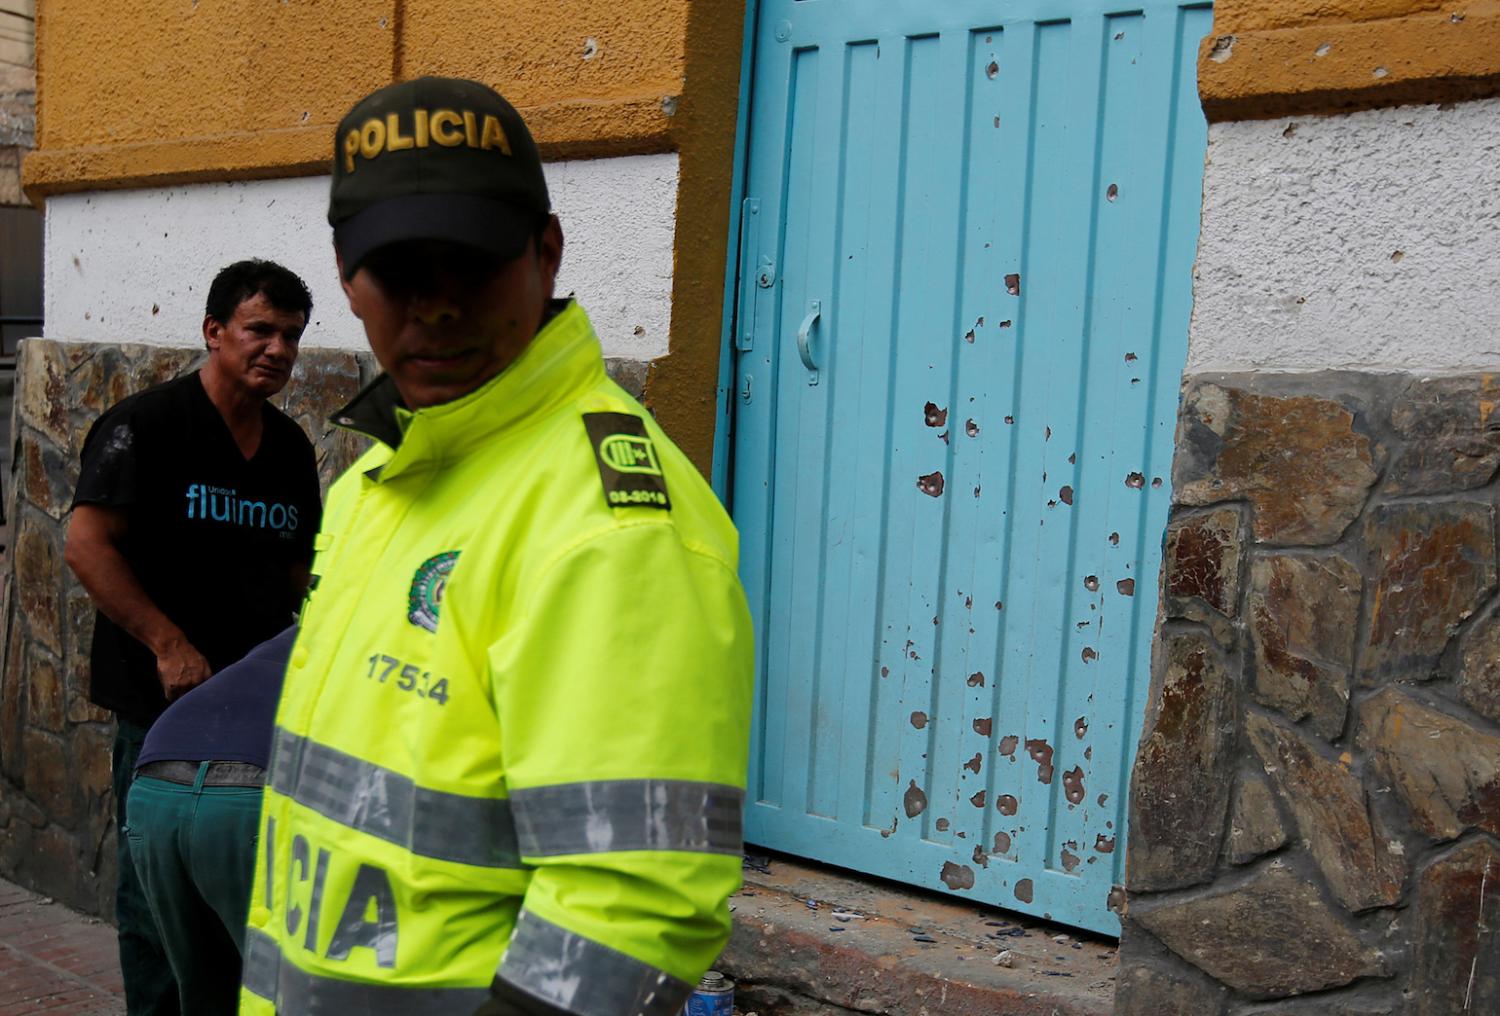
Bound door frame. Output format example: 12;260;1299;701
709;0;763;501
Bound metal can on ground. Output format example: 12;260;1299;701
683;970;734;1016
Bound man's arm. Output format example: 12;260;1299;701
486;523;754;1016
65;504;212;700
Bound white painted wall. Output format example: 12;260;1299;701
1188;97;1500;373
43;153;679;360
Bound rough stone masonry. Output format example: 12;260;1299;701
1120;372;1500;1016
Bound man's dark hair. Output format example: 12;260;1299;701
204;259;313;325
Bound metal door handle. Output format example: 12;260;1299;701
796;300;822;386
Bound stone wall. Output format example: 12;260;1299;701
0;338;376;915
0;337;651;917
0;63;34;206
1119;371;1500;1015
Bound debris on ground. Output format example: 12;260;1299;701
742;853;773;874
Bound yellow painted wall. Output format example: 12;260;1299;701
24;0;691;198
1202;0;1500;119
401;1;683;158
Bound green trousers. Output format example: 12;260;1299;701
114;720;180;1016
124;768;262;1016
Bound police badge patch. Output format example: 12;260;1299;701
407;551;460;632
583;412;672;511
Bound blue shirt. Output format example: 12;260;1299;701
136;626;296;770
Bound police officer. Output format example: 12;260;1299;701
239;77;754;1016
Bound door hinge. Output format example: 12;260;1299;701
737;198;765;352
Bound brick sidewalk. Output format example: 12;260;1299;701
0;878;123;1015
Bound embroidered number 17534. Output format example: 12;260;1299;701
365;653;450;705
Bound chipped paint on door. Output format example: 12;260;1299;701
732;0;1213;935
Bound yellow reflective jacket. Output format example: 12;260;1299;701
240;301;754;1015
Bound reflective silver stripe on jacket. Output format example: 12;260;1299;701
496;910;693;1016
510;779;744;858
269;728;527;868
242;928;489;1015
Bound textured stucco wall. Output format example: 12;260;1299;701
1187;97;1500;374
42;154;678;360
25;0;685;198
1199;0;1500;119
1213;0;1448;32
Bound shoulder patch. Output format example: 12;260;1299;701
583;412;671;511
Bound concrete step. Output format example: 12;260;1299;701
722;854;1116;1016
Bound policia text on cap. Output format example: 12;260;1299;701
341;108;514;174
236;76;755;1016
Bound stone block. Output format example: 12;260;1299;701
1357;688;1500;842
19;434;75;521
0;813;35;892
1386;375;1500;495
1114;961;1227;1016
1360;501;1497;684
63;585;107;725
1246;713;1403;911
73;725;113;805
126;343;201;392
1127;631;1237;891
25;650;65;734
275;348;363;430
71;345;109;418
15;341;73;452
1459;610;1500;725
1226;771;1288;865
1233;1001;1397;1016
1134;861;1384;998
0;147;21;207
13;823;84;912
1248;553;1360;739
11;508;62;657
22;729;76;828
273;348;372;490
65;688;110;726
0;787;47;830
1174;382;1378;545
1163;507;1245;635
1411;839;1499;1016
315;429;374;491
605;357;650;400
0;619;23;782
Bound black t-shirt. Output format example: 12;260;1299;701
73;371;321;727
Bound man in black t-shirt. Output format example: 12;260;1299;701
64;259;323;1016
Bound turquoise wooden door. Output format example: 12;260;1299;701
731;1;1212;934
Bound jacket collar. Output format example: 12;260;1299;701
331;299;604;483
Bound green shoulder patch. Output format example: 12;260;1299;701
583;412;671;511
